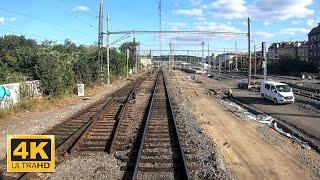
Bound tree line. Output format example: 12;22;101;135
0;35;139;97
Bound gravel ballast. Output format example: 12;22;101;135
164;70;230;179
40;152;122;180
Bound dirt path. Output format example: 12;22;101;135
172;70;320;179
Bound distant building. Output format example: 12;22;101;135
140;57;152;68
215;52;248;68
298;42;309;62
308;23;320;64
268;41;308;62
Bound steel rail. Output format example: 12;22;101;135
163;72;190;180
131;70;190;180
131;72;159;179
68;80;145;153
17;85;132;180
66;85;134;153
108;87;136;154
17;77;147;180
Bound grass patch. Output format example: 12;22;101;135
0;98;38;119
0;93;75;120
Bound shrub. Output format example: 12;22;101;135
35;52;75;97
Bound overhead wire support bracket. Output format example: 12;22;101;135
108;30;248;36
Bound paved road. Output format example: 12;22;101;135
234;89;320;148
190;71;320;150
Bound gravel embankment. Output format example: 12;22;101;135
165;70;230;180
0;79;131;160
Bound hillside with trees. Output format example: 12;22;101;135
0;35;136;97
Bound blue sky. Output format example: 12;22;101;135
0;0;319;56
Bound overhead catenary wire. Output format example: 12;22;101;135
78;0;99;14
108;30;248;36
55;1;98;29
0;29;63;42
57;0;98;20
0;7;93;37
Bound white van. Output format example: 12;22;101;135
260;81;295;104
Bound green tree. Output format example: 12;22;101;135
119;41;139;69
35;52;75;97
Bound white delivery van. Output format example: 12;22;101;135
260;81;295;104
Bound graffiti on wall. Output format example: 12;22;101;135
0;86;11;100
0;83;20;109
26;80;42;97
0;80;41;109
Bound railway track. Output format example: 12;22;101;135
123;71;190;180
13;70;194;179
17;74;150;179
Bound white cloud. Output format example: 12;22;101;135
168;22;187;27
306;19;319;27
173;8;203;16
0;17;4;24
195;21;242;32
254;32;275;39
190;0;202;4
251;0;314;20
168;22;186;26
201;0;314;20
73;5;90;12
197;17;206;21
280;28;309;35
166;21;242;41
9;17;16;22
264;21;270;26
292;20;301;25
167;22;187;31
203;0;247;19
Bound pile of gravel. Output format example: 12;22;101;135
164;70;230;180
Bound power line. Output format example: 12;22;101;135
57;0;98;20
0;7;93;37
266;35;307;43
54;0;97;30
0;29;62;42
78;0;99;14
108;30;248;36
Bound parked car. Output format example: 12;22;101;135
260;81;295;104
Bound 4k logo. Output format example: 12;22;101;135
7;135;55;172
